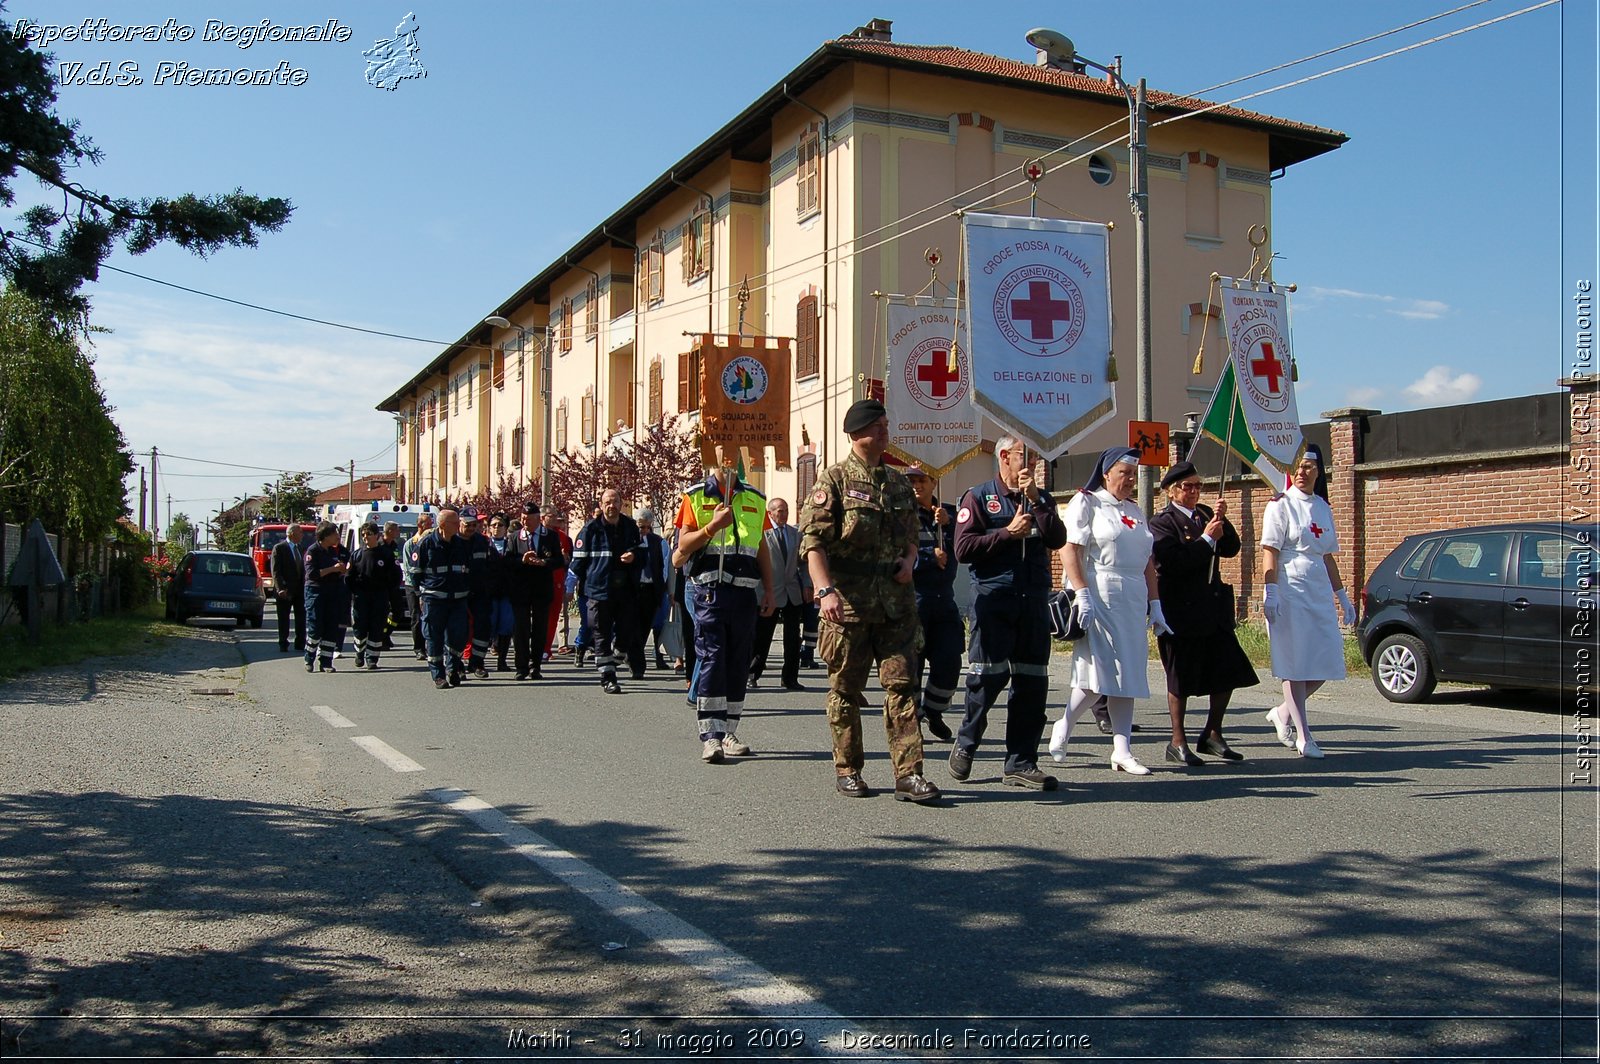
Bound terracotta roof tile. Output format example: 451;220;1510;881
827;38;1345;141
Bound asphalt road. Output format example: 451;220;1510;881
1;620;1593;1061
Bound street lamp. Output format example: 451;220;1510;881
334;461;355;506
1026;29;1153;513
485;315;551;509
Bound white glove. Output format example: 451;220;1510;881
1263;583;1280;624
1072;590;1094;628
1336;588;1355;625
1148;599;1173;637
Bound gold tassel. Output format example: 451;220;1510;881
1106;353;1119;382
1191;348;1204;375
1291;359;1299;382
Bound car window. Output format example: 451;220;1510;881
201;556;254;577
1515;533;1579;588
1398;539;1439;579
1426;532;1510;585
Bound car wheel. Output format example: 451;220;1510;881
1372;633;1437;703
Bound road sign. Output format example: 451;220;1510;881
1128;420;1169;466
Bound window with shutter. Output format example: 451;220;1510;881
796;294;819;378
493;348;505;390
585;278;599;341
511;423;524;467
647;359;663;424
451;449;458;487
496;429;504;473
467;367;474;409
560;298;574;353
797;128;821;217
556;401;568;452
676;345;703;413
796;452;817;501
647;240;664;303
465;443;473;483
398;416;407;445
682;212;710;281
581;390;596;446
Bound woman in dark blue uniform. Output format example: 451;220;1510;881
303;522;349;673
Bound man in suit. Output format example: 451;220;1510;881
271;524;308;652
508;500;564;680
626;507;671;679
1150;460;1260;765
749;497;809;691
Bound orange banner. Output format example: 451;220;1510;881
695;334;791;468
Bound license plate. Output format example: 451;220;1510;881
206;600;236;611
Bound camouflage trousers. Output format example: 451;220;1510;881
817;612;925;778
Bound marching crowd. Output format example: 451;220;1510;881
266;399;1354;803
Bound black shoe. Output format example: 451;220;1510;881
631;671;645;681
575;649;589;668
894;773;941;803
924;714;954;742
656;656;670;671
355;654;367;668
835;772;872;798
1197;735;1244;761
601;679;623;694
782;680;806;692
515;671;529;681
497;659;509;672
747;675;760;689
319;662;336;673
473;667;490;680
448;670;463;687
305;660;314;673
382;639;396;651
1002;765;1059;790
1094;716;1114;735
366;661;379;672
279;643;289;652
433;676;450;690
414;651;427;662
948;747;972;781
1165;743;1205;767
530;669;542;680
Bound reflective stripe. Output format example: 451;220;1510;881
1012;662;1051;677
420;589;470;599
966;659;1012;675
689;571;761;588
699;543;759;558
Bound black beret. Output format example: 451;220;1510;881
522;500;541;516
842;399;887;434
1160;460;1198;490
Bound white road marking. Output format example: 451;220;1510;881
310;704;355;729
351;735;425;773
427;787;895;1058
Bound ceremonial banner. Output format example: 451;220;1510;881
1208;278;1303;482
695;334;791;467
961;212;1115;459
884;296;981;476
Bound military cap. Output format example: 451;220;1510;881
842;399;887;434
1160;460;1199;490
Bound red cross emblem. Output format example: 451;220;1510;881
1251;341;1286;395
1010;281;1073;341
1025;160;1044;182
916;351;959;398
1120;515;1137;529
1309;522;1324;538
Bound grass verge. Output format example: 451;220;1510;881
1231;620;1369;677
0;603;185;683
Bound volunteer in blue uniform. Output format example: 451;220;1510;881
673;456;776;763
303;521;349;674
905;464;960;743
348;522;393;670
569;488;642;694
948;436;1068;789
413;507;472;689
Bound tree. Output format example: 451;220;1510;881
630;414;704;514
0;4;292;320
262;472;317;522
0;288;131;537
163;513;194;565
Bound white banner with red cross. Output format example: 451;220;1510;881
1218;277;1303;478
883;295;982;477
961;212;1115;460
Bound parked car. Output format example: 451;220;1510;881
165;550;266;628
1358;521;1595;702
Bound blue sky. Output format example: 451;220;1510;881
3;1;1593;532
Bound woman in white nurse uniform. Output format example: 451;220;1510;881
1050;447;1172;774
1260;445;1355;758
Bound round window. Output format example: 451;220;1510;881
1088;154;1114;186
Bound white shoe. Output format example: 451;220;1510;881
721;733;752;757
1266;706;1295;748
1110;753;1151;775
1048;715;1073;762
1296;735;1325;759
701;738;724;764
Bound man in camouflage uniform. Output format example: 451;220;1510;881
799;399;939;803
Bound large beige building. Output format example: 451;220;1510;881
378;20;1344;513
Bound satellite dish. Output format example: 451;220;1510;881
1025;27;1076;65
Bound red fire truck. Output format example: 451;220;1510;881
249;520;315;594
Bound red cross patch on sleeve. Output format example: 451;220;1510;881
957;506;972;523
812;489;828;506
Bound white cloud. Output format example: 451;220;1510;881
1302;286;1450;321
1403;365;1482;405
1345;385;1384;406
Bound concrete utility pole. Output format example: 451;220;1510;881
149;447;159;547
138;467;147;532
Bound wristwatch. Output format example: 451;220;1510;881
816;585;837;600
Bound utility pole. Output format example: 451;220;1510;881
166;493;172;534
149;446;159;548
347;459;355;506
138;467;147;532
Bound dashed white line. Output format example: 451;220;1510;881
427;787;894;1058
310;704;356;729
351;735;425;773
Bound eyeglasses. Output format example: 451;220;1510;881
1174;480;1203;492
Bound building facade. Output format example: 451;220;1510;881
378;20;1345;519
